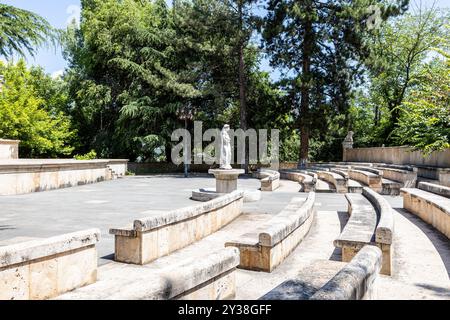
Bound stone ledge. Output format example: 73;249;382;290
226;193;315;272
259;193;315;247
310;246;382;300
0;229;100;268
110;192;244;265
419;182;450;198
133;190;244;232
362;187;394;245
55;247;240;300
334;194;377;248
401;187;450;239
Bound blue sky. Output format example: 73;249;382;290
2;0;450;79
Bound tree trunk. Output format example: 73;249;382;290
299;12;313;167
238;1;249;173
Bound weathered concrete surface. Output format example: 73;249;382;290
0;175;261;265
280;171;315;192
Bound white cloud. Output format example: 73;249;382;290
51;70;64;79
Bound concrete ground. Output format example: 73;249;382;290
0;175;449;299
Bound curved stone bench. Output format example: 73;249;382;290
226;192;316;272
419;182;450;198
348;169;381;190
0;229;100;300
349;168;401;195
374;166;418;188
254;169;280;191
317;171;347;193
334;187;393;275
280;170;316;192
401;185;450;239
260;246;382;300
110;191;244;265
56;247;240;300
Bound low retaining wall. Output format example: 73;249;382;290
226;193;315;272
0;159;128;195
0;229;100;300
401;186;450;239
344;146;450;168
0;139;19;159
56;247;240;300
110;191;244;265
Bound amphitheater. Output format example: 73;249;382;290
0;138;449;300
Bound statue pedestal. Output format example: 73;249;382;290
191;169;260;203
208;169;245;193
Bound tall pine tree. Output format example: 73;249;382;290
263;0;408;165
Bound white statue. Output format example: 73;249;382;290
220;124;232;170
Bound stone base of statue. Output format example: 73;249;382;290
191;168;261;203
208;169;245;193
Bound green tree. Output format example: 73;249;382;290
0;3;55;58
263;0;408;165
0;60;76;157
365;5;447;143
393;28;450;154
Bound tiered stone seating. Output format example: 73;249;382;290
260;245;382;300
110;191;244;265
334;187;394;275
253;169;280;191
401;182;450;238
56;247;240;300
317;171;347;193
280;170;316;192
226;193;316;272
349;166;402;195
0;229;100;300
375;164;418;188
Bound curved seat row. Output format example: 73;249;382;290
401;182;450;238
253;169;280;191
226;192;316;272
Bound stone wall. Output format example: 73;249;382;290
110;191;244;265
0;139;19;159
344;146;450;168
0;159;128;195
0;229;100;300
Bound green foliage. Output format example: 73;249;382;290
360;7;448;144
0;60;76;158
74;150;97;160
0;4;56;58
393;31;450;154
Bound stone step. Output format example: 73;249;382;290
315;179;336;193
380;178;402;196
347;179;363;194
